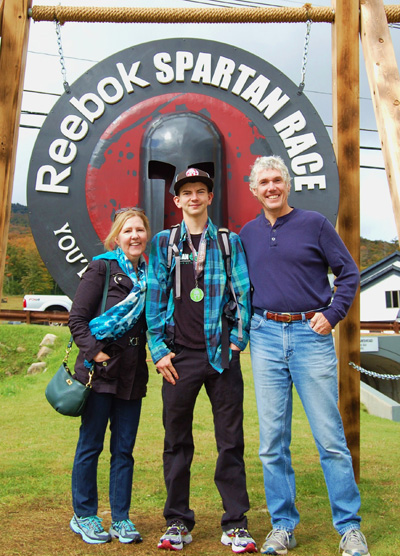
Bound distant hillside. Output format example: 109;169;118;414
7;204;399;276
9;203;29;231
360;237;399;270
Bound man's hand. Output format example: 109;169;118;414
309;312;332;335
156;352;179;385
230;343;241;351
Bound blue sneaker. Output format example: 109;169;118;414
109;518;143;543
70;514;111;544
340;529;370;556
261;529;296;554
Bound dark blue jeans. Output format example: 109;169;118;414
72;391;142;521
162;346;249;532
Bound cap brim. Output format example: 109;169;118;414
174;175;214;194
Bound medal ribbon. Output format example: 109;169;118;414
185;224;207;288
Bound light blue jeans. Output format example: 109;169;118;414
250;313;362;535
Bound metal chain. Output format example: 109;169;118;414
349;361;400;380
54;18;71;94
298;18;312;95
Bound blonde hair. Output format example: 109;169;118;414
104;209;151;251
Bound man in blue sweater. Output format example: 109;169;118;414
240;156;370;556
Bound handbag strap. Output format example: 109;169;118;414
100;259;110;314
64;260;111;382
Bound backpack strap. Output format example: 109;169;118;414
167;224;182;299
218;227;232;279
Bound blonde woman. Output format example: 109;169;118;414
68;208;150;545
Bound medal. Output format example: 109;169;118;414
190;287;204;302
186;224;207;304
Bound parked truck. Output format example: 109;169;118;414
23;294;72;313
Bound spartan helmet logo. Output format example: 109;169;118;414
139;111;226;236
186;168;200;177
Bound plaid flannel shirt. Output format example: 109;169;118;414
146;219;251;373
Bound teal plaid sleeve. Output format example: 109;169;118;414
227;233;251;350
145;230;175;365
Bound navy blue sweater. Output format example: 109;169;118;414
239;208;360;328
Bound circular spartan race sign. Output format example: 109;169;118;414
27;38;339;298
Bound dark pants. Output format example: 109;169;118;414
162;346;249;532
72;391;142;521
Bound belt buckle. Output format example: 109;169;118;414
129;337;139;346
281;312;292;322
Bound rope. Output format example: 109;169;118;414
30;5;336;25
29;4;400;25
385;4;400;23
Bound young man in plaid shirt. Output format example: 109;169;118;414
146;168;256;554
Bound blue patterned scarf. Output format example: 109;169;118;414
89;247;147;341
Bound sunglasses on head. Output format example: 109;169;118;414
113;207;145;221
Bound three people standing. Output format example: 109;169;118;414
67;159;369;556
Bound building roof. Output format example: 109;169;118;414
360;251;400;290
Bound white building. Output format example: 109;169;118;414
360;251;400;322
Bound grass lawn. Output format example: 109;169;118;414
0;324;399;555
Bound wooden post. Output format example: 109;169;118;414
360;0;400;241
331;0;361;481
0;0;31;296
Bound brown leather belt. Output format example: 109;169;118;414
254;307;315;323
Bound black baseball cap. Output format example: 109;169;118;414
173;168;214;195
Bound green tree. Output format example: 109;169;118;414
20;250;55;294
4;244;27;294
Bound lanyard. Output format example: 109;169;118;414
185;224;207;288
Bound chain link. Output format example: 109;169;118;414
298;18;312;95
349;361;400;380
54;18;71;94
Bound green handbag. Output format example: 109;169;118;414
45;338;94;417
45;260;110;417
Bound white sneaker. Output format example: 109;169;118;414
340;529;370;556
158;520;192;550
221;527;257;553
261;529;296;555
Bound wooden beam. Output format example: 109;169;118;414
361;0;400;242
331;0;361;481
0;0;31;297
0;0;5;36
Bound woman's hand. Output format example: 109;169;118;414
93;350;110;363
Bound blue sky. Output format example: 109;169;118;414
15;0;400;242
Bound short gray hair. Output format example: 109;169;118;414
249;156;291;191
